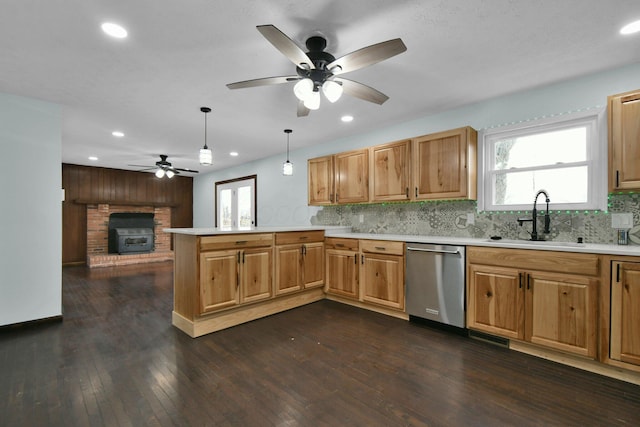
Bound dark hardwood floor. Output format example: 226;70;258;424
1;262;639;426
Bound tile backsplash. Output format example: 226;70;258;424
310;193;640;245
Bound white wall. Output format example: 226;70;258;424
193;63;640;227
0;92;62;326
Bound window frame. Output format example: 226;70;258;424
477;109;607;212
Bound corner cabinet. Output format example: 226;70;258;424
608;89;640;191
412;126;477;200
274;231;325;296
610;260;640;367
467;246;600;359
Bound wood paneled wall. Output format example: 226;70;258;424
62;164;193;265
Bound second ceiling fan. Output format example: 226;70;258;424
226;25;407;117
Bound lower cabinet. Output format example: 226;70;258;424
611;260;640;367
467;247;599;359
274;231;325;296
325;238;359;299
200;244;272;314
360;239;405;310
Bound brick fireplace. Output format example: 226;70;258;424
86;203;174;268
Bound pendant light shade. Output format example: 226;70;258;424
283;129;293;176
199;107;212;165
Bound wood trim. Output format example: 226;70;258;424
73;199;178;207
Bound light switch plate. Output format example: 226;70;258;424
611;213;633;229
467;213;475;225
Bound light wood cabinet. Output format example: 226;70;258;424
467;246;599;358
359;240;405;310
335;149;369;204
608;89;640;191
275;231;325;296
199;235;273;314
611;261;640;366
308;155;334;205
412;126;477;200
325;237;359;299
370;139;411;202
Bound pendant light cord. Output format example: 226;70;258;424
284;129;292;161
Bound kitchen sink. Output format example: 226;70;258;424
484;239;585;247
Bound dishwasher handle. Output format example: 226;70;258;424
406;246;460;255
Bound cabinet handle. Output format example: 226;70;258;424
415;187;418;198
375;246;386;251
302;245;307;255
336;243;345;248
616;263;621;283
237;251;241;264
616;170;620;187
330;193;334;203
406;187;409;198
361;254;364;264
235;240;248;245
354;254;358;264
242;252;245;263
518;272;523;289
527;274;531;290
336;193;339;202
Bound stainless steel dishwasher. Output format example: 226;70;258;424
405;243;466;328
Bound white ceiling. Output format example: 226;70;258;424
2;1;639;175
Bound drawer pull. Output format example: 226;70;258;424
336;243;345;247
375;246;386;251
299;236;308;240
235;240;248;245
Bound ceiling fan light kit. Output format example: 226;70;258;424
199;107;213;166
226;24;406;116
283;129;293;176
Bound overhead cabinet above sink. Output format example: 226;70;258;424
307;126;477;205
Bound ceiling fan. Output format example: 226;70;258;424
129;155;199;178
226;25;407;117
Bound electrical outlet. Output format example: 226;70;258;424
359;214;364;223
611;213;633;229
467;213;475;225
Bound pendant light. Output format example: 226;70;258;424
282;129;293;176
199;107;212;165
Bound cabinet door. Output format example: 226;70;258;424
200;250;239;313
611;261;640;366
325;249;359;299
526;271;598;358
467;264;524;340
412;127;476;200
275;244;302;295
302;242;324;289
241;248;272;303
370;139;411;202
308;155;334;205
335;149;369;203
360;252;404;310
609;90;640;191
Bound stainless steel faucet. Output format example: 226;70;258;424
517;190;551;241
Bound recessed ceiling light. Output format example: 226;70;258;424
230;151;239;157
112;131;124;137
101;22;128;39
88;156;99;161
341;115;354;123
620;20;640;35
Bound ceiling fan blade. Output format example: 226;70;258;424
257;25;315;70
174;168;199;174
128;164;155;169
297;100;310;117
227;75;300;89
335;78;389;105
328;38;407;75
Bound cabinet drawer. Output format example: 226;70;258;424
200;233;273;251
467;246;600;276
325;237;359;251
275;230;324;245
360;239;404;256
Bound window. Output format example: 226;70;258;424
215;175;257;229
478;110;606;212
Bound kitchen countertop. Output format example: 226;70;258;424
164;226;640;256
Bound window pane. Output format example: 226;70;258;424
494;127;587;170
237;186;252;229
494;166;588;205
219;189;232;228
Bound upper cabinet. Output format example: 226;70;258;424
335;149;369;204
412;126;477;200
370;139;411;202
609;89;640;192
308;155;335;205
307;126;477;205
